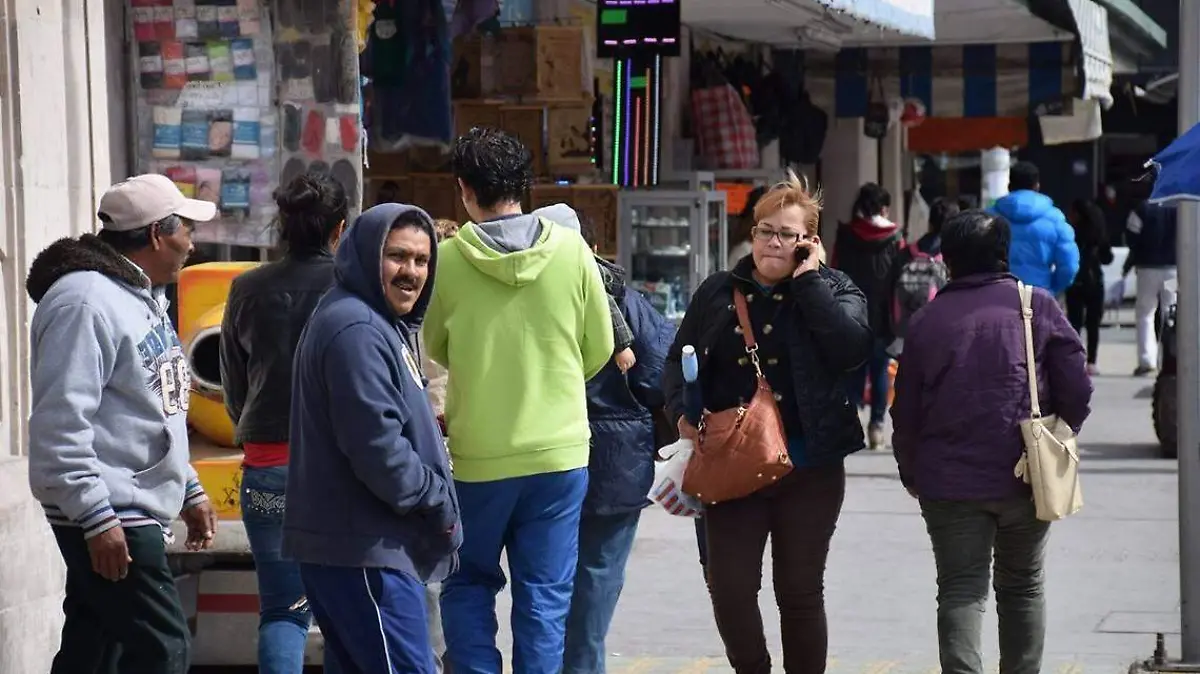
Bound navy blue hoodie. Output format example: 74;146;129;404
283;203;460;581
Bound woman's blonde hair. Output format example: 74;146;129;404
434;218;460;242
752;169;823;237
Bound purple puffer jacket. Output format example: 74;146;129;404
890;273;1092;501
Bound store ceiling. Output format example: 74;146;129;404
685;0;1073;48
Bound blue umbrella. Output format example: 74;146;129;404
1148;120;1200;204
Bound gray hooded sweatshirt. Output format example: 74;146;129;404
25;235;206;539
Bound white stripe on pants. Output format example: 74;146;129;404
1135;266;1178;368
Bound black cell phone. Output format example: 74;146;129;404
794;238;811;263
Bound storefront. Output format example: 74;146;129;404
127;0;362;257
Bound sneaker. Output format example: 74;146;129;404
868;423;885;450
1133;365;1157;377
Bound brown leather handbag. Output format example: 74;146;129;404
682;290;793;504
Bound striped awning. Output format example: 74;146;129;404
802;42;1081;119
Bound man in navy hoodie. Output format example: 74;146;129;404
284;203;461;673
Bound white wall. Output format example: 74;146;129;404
0;1;124;670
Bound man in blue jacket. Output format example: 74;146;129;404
991;161;1079;295
562;219;676;674
284;203;461;674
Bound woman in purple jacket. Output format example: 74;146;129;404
890;210;1093;674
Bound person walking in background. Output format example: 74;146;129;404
562;219;675;674
666;171;872;674
1124;199;1178;376
424;128;614;674
891;210;1092;674
219;170;348;674
1064;198;1113;375
285;204;460;674
990;161;1079;297
26;174;219;673
885;197;957;357
832;182;905;449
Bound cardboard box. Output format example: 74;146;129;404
410;173;461;223
451;34;486;99
365;176;413;208
571;185;619;257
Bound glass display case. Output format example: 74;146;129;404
618;190;728;322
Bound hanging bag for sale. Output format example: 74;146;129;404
691;52;760;170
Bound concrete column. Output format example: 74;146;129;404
818;118;878;251
0;1;121;670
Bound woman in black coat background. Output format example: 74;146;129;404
1065;198;1114;374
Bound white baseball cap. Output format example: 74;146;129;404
97;174;218;232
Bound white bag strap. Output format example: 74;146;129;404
1018;282;1042;419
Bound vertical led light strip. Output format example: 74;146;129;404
623;58;633;186
611;60;623;184
652;54;662;186
633;97;642;187
643;65;652;189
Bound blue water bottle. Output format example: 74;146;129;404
681;345;703;426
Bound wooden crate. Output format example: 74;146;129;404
451;34;486;99
410;173;461;223
546;100;595;176
365;176;413;208
571;185;620;258
500;105;546;176
454;100;504;139
493;26;586;101
529;184;573;210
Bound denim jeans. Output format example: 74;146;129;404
441;468;588;674
241;465;311;674
563;511;642;674
847;338;891;425
920;498;1051;674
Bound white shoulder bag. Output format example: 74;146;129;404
1014;282;1084;521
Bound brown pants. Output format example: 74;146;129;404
704;462;846;674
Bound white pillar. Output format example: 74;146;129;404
818;118;878;250
881;125;904;234
980;146;1012;209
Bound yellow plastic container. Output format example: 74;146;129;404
178;262;259;448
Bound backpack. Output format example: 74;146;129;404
890;250;949;339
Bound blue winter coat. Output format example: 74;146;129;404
991;190;1079;295
582;289;675;517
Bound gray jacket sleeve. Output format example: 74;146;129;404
27;302;120;539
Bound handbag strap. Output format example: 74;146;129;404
732;290;765;379
1018;282;1042;419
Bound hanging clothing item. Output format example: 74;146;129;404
450;0;499;41
364;0;452;147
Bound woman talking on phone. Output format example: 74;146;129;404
663;171;872;674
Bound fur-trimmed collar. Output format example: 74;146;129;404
26;234;150;304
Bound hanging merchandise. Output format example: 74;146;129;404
132;0;279;247
276;0;364;212
363;0;453;150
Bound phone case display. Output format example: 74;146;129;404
132;0;279;247
619;190;727;323
276;0;363;221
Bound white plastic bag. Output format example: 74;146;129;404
647;439;704;518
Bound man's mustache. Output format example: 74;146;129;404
392;276;419;290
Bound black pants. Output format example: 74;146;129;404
1065;285;1103;364
51;525;190;674
704;463;846;674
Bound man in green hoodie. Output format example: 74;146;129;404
423;127;614;674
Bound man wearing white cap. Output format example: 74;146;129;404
24;174;219;673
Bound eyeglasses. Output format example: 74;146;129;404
752;226;805;245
